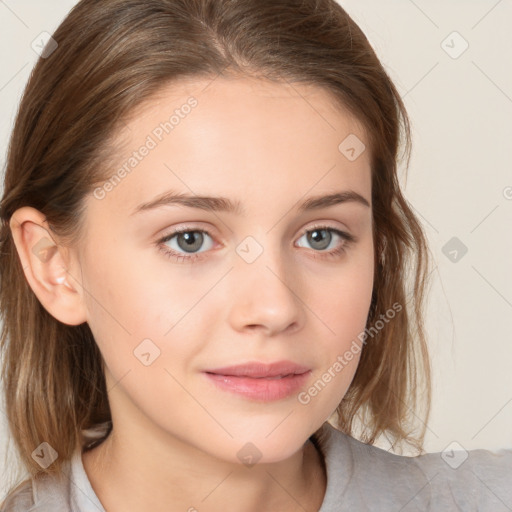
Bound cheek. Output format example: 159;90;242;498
311;246;374;344
80;241;210;379
299;242;373;410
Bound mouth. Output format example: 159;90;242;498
204;360;311;378
202;360;311;401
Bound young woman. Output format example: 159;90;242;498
0;1;510;510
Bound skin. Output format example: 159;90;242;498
10;76;374;512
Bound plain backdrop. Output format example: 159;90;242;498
0;0;511;498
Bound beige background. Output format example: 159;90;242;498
1;0;511;498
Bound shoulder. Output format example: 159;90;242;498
316;422;512;511
1;466;71;512
0;479;34;511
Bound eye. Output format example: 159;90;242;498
296;225;355;259
156;224;355;264
157;227;214;263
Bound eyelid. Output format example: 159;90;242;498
158;221;354;244
297;222;355;241
159;223;218;241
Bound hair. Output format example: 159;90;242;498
0;0;432;500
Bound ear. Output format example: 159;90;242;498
9;206;87;326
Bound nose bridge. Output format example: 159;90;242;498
228;232;304;335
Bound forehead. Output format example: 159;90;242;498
127;75;366;142
89;75;371;219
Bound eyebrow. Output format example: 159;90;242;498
130;189;370;217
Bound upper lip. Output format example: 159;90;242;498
204;360;311;378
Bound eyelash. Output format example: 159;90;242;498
156;224;355;264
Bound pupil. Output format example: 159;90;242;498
309;229;330;250
178;231;203;252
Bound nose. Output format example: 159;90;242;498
227;243;306;337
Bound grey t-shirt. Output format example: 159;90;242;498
2;421;511;511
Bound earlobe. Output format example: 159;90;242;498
9;206;88;326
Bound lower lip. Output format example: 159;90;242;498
204;371;311;401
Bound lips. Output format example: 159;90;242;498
203;360;311;401
204;360;310;378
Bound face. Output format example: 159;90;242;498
76;76;374;464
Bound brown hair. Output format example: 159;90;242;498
0;0;431;498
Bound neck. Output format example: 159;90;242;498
82;418;327;512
